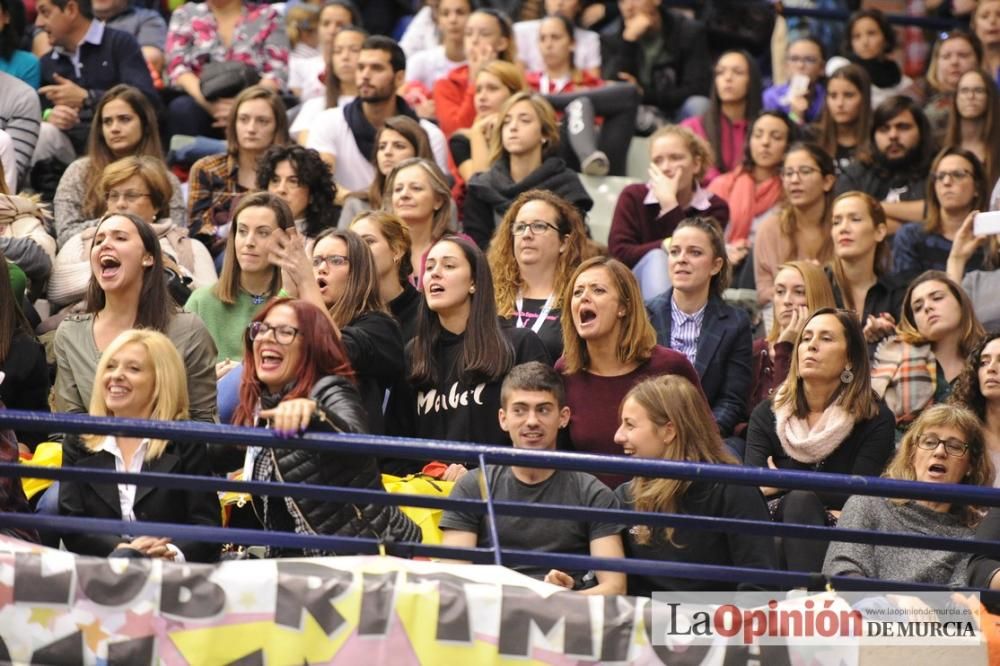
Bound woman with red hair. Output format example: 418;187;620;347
234;298;420;556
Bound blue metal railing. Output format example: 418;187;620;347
1;410;998;597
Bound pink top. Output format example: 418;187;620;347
681;114;749;184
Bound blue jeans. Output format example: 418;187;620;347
633;248;672;302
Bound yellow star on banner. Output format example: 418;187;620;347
28;607;60;628
77;618;109;652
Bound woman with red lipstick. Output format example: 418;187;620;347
753;142;837;308
813;64;871;175
53;213;218;424
388;236;548;474
950;332;1000;485
872;271;985;428
186;193;294;374
943;69;1000;186
828;192;906;335
235;298;421;557
556;256;704;488
824;404;993;584
893;148;989;279
746;307;895;571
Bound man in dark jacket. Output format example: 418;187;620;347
600;0;711;124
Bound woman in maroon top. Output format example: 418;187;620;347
555;256;705;488
608;124;730;302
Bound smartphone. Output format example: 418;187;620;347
788;74;810;97
973;211;1000;236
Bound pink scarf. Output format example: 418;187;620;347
774;402;855;465
708;167;782;243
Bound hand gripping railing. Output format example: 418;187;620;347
1;409;999;597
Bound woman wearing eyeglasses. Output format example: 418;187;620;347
824;404;993;584
487;189;595;363
185;193;294;377
943;70;1000;188
762;37;827;125
235;298;421;556
893;148;989;280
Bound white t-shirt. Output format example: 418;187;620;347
514;20;601;73
306;106;451;192
405;45;466;90
290;94;355;138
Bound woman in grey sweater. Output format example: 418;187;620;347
824;404;995;585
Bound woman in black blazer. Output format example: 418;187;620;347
59;329;220;562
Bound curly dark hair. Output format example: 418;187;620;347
951;330;1000;422
256;144;338;239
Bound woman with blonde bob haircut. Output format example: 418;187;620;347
614;374;777;593
825;404;993;585
488;189;594;361
556;256;704;488
747;307;895;571
58;329;220;562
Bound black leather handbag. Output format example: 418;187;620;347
199;61;261;101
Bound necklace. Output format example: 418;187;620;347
245;289;268;305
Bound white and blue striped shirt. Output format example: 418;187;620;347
670;296;706;368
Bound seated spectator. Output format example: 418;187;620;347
463;92;592;250
450;60;527;184
893;148;988;278
824;404;993;584
92;0;167;77
349;211;421;343
944;69;1000;187
188;86;290;259
708;111;793;271
433;8;517;138
33;0;157;162
306;36;448;193
404;0;468;93
647;217;752;439
386;235;548;461
746;307;895;572
947;211;1000;331
0;249;48;447
973;0;1000;86
186;192;291;371
285;4;322;102
53;213;218;422
969;505;1000;589
828;192;905;332
440;362;625;593
382;157;456;285
951;332;1000;483
235;298;421;556
834;96;932;234
488;189;594;363
748;261;836;416
557;256;703;488
0;193;55;290
49;156;216;313
257;144;339;245
58;329;221;561
0;71;40;192
599;0;710;125
681;49;762;181
610;124;729;301
754;143;837;306
274;227;405;435
763;36;827;125
925;31;982;144
317;0;361;56
615;375;777;592
830;8;915;108
813;64;871;175
0;394;37;542
872;271;984;428
52;85;184;250
290;26;364;145
338;115;432;228
0;0;39;87
164;0;288;139
525;14;638;176
514;0;601;76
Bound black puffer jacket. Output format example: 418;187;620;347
255;375;421;547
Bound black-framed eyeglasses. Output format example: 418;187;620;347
311;254;349;269
248;321;300;345
916;434;969;458
512;221;560;236
931;169;972;182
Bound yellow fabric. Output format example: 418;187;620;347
19;442;62;499
381;474;454;545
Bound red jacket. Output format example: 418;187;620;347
433;64;475;138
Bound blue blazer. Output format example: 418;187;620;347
647;289;753;436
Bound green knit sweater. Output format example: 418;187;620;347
185;287;263;363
